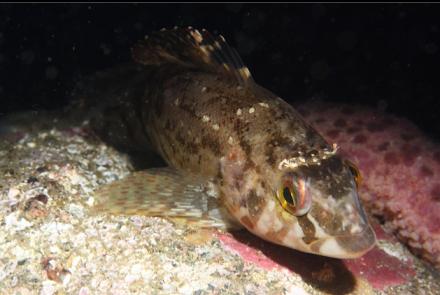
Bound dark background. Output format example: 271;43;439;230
0;4;439;139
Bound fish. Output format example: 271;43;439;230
82;27;376;259
295;101;440;268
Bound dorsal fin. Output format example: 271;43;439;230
131;27;254;87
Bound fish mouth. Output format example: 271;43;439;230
310;224;377;259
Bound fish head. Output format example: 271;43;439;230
220;147;376;259
274;154;376;258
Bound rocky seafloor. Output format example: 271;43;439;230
0;109;439;295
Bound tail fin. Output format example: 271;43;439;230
131;27;254;87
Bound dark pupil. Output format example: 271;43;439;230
283;187;295;205
349;166;358;177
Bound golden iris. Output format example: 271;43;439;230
277;185;297;213
345;160;362;188
276;175;311;216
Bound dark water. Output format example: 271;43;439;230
0;4;439;139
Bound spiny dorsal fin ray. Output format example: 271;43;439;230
91;167;241;230
131;27;254;87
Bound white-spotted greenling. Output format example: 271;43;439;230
85;27;376;259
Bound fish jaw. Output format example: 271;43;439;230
275;202;376;259
312;226;377;259
220;148;376;259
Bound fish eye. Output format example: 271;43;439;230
276;176;311;216
345;160;362;188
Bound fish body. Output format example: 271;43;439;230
87;28;375;259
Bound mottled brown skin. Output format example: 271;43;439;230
143;69;326;176
80;27;376;258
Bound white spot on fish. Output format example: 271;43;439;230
283;225;309;251
174;98;180;106
212;124;220;130
256;202;274;235
202;115;210;122
200;46;208;55
160;191;173;197
249;107;255;114
319;238;347;257
201;86;207;92
214;41;221;49
278;158;299;170
272;215;284;232
236;108;242;116
228;136;234;145
205;181;218;198
292;222;305;238
344;203;354;214
350;223;362;234
191;29;203;43
258;102;269;108
307;214;328;239
239;68;251;79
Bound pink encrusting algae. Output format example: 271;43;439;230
217;220;417;291
295;101;440;270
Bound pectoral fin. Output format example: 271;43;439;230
91;167;240;230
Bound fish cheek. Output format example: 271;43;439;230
310;203;344;235
247;188;266;218
239;216;255;230
297;215;318;245
219;147;247;209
